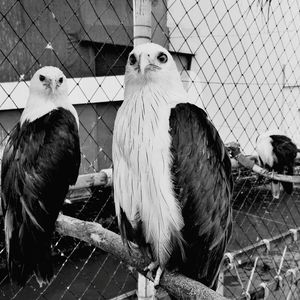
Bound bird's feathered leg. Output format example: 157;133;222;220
153;267;163;287
271;171;280;199
144;261;163;288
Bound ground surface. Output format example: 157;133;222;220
224;170;300;299
0;173;300;299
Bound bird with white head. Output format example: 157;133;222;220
21;66;78;126
256;130;297;199
124;43;187;105
1;66;80;286
113;43;232;292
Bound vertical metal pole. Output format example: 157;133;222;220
133;0;152;46
217;270;224;296
133;1;153;299
137;273;155;299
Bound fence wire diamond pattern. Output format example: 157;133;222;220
1;0;300;299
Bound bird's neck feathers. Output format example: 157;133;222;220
125;74;188;107
20;92;79;127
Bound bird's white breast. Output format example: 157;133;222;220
20;94;79;127
113;85;184;265
256;135;277;167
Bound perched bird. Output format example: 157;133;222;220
256;130;297;198
1;66;81;286
112;43;232;291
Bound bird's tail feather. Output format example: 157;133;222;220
5;205;53;286
281;166;294;195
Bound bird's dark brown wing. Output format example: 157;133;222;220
270;134;297;194
1;108;80;285
168;103;233;290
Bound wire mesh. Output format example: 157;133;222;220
1;0;300;299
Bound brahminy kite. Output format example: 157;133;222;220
1;66;80;286
112;43;232;291
256;130;297;199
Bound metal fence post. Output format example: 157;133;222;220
133;0;152;46
133;1;153;298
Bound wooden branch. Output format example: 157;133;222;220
226;143;300;183
235;154;300;183
70;169;112;190
56;214;230;300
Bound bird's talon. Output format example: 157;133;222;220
144;261;159;272
153;267;163;288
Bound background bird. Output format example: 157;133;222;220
256;130;298;199
112;43;232;292
1;66;81;286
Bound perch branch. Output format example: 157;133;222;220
56;214;229;300
238;154;300;183
226;142;300;183
70;168;112;190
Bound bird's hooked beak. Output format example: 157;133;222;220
43;78;57;94
44;78;60;94
138;53;160;75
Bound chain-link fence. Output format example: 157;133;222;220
1;0;300;299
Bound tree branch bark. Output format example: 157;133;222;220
56;214;229;300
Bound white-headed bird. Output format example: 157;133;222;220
112;43;232;291
256;130;297;199
1;66;80;286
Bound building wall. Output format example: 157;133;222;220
2;0;300;164
0;0;169;175
0;0;168;81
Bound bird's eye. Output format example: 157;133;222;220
157;52;168;63
129;54;137;65
39;75;46;82
58;77;63;84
